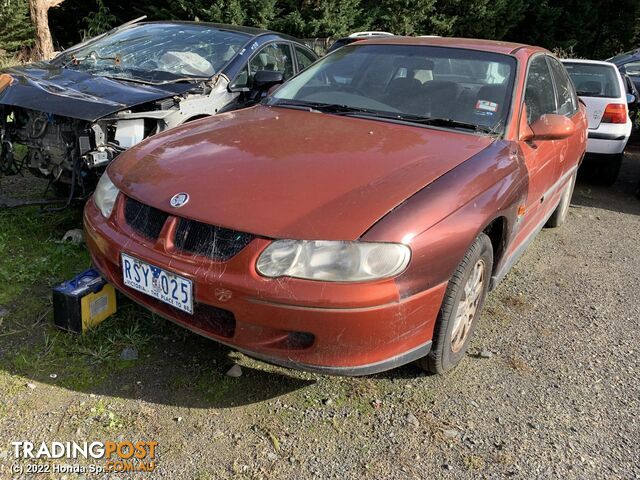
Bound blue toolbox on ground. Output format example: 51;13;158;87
53;268;116;333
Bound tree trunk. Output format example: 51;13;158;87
29;0;65;60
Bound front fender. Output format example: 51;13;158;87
362;140;528;297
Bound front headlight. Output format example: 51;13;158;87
93;172;120;218
256;240;411;282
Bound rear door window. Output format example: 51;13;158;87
295;46;316;71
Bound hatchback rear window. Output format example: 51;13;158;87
563;62;621;98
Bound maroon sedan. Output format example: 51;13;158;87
84;37;587;375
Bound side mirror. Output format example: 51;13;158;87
252;70;284;92
520;114;576;142
626;93;636;105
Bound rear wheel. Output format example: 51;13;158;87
597;153;623;186
583;153;623;186
416;233;493;374
546;170;576;228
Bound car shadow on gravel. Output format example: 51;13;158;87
572;149;640;216
84;339;318;409
0;298;316;409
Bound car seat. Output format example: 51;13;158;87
420;80;462;119
384;77;424;113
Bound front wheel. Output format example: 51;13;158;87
416;233;493;374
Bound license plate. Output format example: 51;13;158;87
121;253;193;314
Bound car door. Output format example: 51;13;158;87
231;42;295;107
547;56;583;177
518;54;562;231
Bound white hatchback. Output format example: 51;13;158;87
562;59;633;184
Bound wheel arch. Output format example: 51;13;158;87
361;141;525;299
481;216;509;277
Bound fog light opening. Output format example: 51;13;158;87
283;331;315;350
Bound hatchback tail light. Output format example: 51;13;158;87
601;103;627;124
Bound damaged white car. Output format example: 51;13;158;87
0;19;317;205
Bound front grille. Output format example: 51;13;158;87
174;218;254;261
124;196;169;240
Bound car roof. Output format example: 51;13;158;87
607;48;640;63
351;36;543;55
561;58;618;67
140;21;302;42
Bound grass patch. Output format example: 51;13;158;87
0;199;168;391
0;205;89;306
2;304;160;391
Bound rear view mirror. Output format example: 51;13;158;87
626;93;636;104
253;70;284;92
521;114;576;142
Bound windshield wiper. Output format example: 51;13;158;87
101;74;156;85
271;101;500;135
271;100;376;115
160;76;210;84
101;73;207;86
306;103;377;115
391;115;500;135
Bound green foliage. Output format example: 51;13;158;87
364;0;436;36
306;0;363;38
1;0;640;67
0;0;34;56
81;0;116;41
437;0;527;39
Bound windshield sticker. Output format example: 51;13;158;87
476;100;498;113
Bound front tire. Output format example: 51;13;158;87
416;233;493;374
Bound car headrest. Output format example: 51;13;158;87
477;85;507;103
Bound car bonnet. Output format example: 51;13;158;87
109;106;496;240
0;63;194;121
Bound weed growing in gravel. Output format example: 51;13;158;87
464;454;487;470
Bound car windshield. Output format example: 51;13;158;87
563;62;621;98
57;23;250;83
267;44;517;134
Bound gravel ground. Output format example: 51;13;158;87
0;149;639;479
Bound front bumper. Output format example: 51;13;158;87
84;195;447;375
